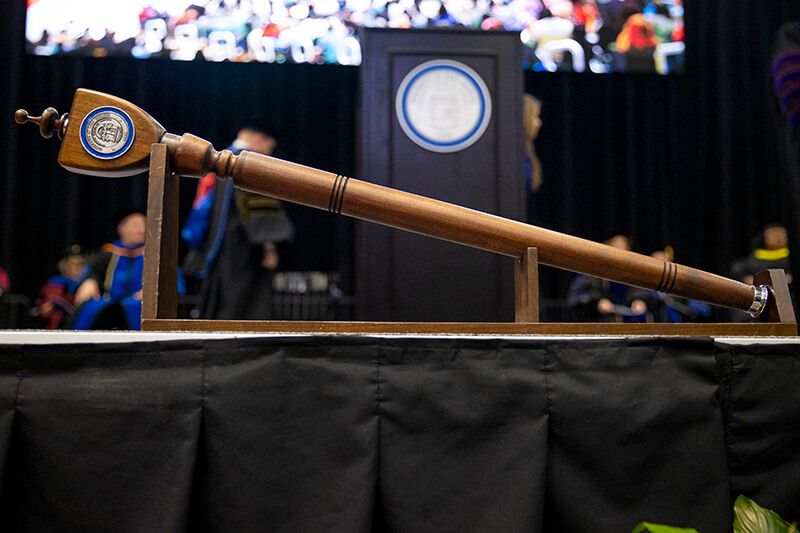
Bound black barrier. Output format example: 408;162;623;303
0;336;798;531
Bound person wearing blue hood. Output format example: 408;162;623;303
71;209;146;330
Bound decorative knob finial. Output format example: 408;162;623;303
14;107;69;140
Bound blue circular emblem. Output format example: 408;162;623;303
80;107;135;160
395;60;492;153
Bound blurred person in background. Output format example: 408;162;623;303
181;126;294;319
729;223;792;322
730;223;791;285
0;266;9;296
566;233;650;322
523;93;543;194
640;246;711;323
71;209;146;330
35;244;88;329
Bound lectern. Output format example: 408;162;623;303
358;29;524;322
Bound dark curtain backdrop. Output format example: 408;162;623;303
2;1;800;312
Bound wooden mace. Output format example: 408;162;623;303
15;89;768;317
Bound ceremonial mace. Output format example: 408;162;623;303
15;89;771;318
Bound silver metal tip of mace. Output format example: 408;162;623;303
747;285;769;318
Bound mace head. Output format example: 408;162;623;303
14;89;166;177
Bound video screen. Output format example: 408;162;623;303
25;0;684;74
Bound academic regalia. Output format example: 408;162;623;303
730;248;792;284
641;291;711;323
566;274;649;323
181;142;294;320
36;274;84;329
0;266;9;294
71;240;144;330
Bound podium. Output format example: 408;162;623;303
356;28;525;322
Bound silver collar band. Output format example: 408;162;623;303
747;285;770;318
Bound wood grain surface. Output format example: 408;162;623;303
142;319;797;336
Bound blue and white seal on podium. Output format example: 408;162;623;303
395;59;492;153
80;106;135;160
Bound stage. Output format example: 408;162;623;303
0;330;798;531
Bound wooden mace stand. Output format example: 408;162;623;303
141;143;798;336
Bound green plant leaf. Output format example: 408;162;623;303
631;522;698;533
733;495;793;533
